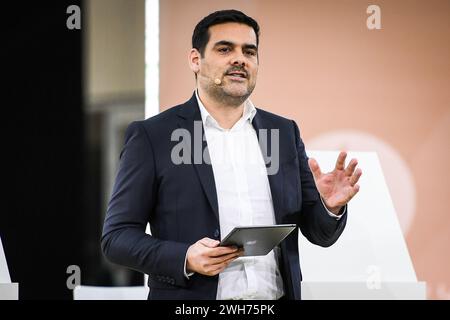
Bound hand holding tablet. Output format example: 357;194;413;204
219;224;297;256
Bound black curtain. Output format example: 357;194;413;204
2;1;84;299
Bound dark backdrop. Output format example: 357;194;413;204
2;1;84;299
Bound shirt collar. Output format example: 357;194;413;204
195;89;257;130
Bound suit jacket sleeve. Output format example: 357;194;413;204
101;121;190;287
292;120;347;247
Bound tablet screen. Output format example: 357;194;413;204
219;224;296;256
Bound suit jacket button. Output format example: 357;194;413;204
214;229;220;238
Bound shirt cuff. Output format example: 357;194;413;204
320;196;346;220
184;251;195;279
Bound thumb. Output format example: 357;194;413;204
308;158;322;180
199;237;220;248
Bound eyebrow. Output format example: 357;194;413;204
213;40;258;51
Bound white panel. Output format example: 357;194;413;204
73;285;148;300
301;282;426;300
299;151;418;282
144;0;159;286
0;237;11;283
0;284;18;300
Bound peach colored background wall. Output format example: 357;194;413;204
159;0;450;299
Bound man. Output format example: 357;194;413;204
101;9;361;300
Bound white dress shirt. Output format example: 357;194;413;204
183;90;344;300
196;91;284;300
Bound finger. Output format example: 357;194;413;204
208;264;228;276
335;151;347;171
349;168;362;186
352;184;360;198
205;259;233;276
199;237;220;248
308;158;322;180
207;254;241;275
346;184;360;201
208;245;240;257
208;250;243;265
344;158;358;176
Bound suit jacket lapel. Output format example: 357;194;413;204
176;94;285;224
177;93;220;222
252;112;285;224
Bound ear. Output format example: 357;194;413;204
188;48;201;74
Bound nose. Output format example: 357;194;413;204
231;52;246;68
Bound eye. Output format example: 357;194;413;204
245;50;257;56
218;47;231;53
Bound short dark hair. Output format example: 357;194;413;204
192;9;260;57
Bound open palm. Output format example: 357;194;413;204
308;151;362;214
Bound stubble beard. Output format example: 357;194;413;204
205;79;256;108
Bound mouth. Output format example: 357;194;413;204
226;71;247;78
225;71;247;81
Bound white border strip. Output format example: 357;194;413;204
144;0;159;287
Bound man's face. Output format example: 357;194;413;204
194;22;259;106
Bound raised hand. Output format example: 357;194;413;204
308;151;362;215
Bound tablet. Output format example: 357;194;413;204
219;224;297;256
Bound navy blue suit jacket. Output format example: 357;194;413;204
101;93;347;300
